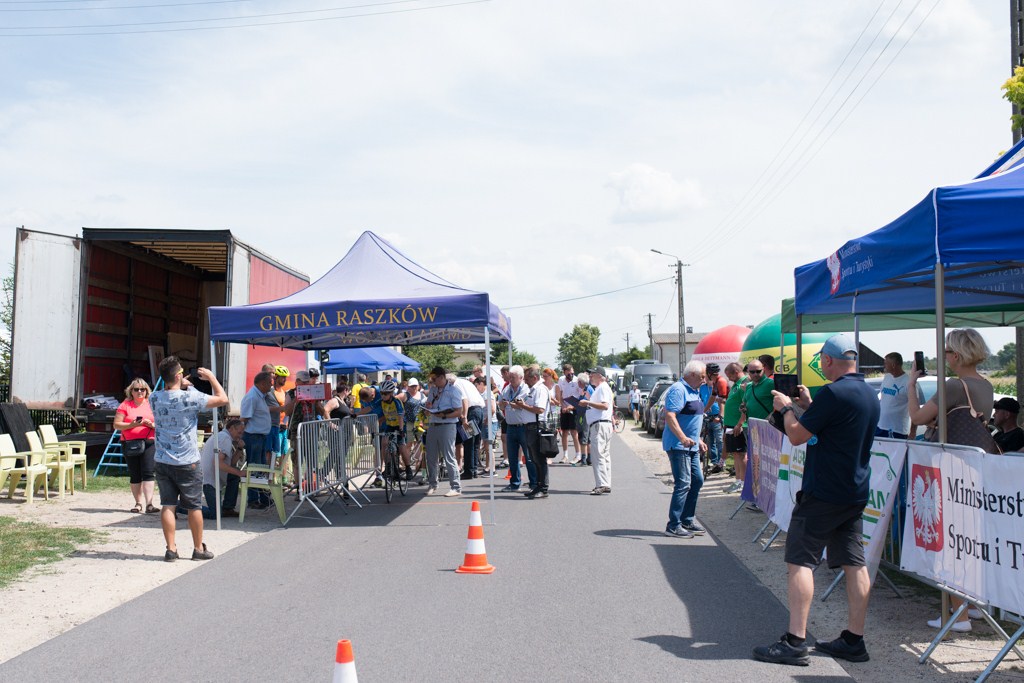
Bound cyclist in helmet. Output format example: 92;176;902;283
629;381;642;422
359;379;410;481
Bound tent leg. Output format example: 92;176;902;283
485;326;495;525
796;315;803;385
211;340;221;532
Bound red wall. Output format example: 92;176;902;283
244;256;309;388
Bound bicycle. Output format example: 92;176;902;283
381;432;406;503
612;409;627;433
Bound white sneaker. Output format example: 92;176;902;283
444;489;461;497
927;617;971;632
968;608;985;620
425;487;437;496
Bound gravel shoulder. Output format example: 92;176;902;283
619;423;1024;682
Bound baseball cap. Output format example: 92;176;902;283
407;377;420;386
307;367;320;378
588;366;607;377
994;397;1020;414
295;370;312;382
819;333;858;360
706;363;720;374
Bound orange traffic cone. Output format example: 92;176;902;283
333;639;358;683
456;500;495;574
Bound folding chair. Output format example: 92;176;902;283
38;424;88;490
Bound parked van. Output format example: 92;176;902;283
615;360;674;409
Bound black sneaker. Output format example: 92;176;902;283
815;636;869;662
681;522;706;535
500;485;519;492
191;543;214;561
164;547;179;562
752;635;810;666
664;526;694;539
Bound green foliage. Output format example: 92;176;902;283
488;342;539;368
455;360;478;376
1002;66;1024;135
403;344;455;378
0;263;12;382
620;345;651;366
0;517;99;588
991;379;1018;397
996;342;1016;367
557;324;600;372
994;360;1017;377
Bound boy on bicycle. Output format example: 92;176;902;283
367;380;409;478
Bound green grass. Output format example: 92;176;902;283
0;517;100;588
84;472;134;493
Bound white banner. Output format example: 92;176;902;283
900;443;1024;615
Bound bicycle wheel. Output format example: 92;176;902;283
613;410;626;433
383;447;395;503
395;449;407;496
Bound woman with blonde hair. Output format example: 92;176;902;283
909;328;993;632
113;378;158;513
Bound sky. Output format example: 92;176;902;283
1;0;1019;366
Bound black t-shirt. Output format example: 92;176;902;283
797;373;881;505
994;426;1024;453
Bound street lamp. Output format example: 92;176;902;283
651;249;688;377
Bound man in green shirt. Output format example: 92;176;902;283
722;362;748;493
731;359;775;498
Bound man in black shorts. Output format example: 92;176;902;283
752;334;880;666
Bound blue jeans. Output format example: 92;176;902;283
202;476;240;519
243;431;270;505
667;448;703;529
705;419;723;465
505;424;537;489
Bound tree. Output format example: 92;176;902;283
403;344;455;379
997;342;1016;368
0;263;12;382
620;345;652;365
1002;65;1024;137
455;360;478;376
557;324;600;372
488;341;540;368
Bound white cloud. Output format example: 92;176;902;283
607;164;705;224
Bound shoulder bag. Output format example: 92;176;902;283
929;378;1001;454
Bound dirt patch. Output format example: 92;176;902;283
618;423;1024;681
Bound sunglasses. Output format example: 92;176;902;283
132;388;148;393
748;369;763;375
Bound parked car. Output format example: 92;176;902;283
643;380;674;434
653;390;669;438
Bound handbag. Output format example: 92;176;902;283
123;438;148;456
538;431;560;458
928;379;1001;454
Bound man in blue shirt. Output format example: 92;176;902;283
661;360;709;538
753;334;880;667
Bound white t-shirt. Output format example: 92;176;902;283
200;430;235;488
557;376;581;404
586;382;614;425
455;377;486;408
526;381;550;419
877;372;911;434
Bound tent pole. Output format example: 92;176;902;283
935;263;947;443
484;327;494;524
210;340;221;532
852;293;860;373
796;315;803;385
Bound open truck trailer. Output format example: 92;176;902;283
10;228;310;433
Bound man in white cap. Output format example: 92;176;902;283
578;365;614;495
752;333;880;667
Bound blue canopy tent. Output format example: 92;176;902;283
206;231;512;523
793;160;1024;440
323;347;421;374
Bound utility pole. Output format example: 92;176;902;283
646;313;654;358
651;249;689;377
623;333;630;353
1013;0;1024;417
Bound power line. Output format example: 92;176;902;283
503;277;673;311
0;0;489;35
1;0;252;12
1;0;446;27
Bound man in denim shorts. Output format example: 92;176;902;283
150;356;229;562
752;334;880;666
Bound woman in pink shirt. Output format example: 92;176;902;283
113;378;157;513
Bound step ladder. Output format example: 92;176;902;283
94;431;127;476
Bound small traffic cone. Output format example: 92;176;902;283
504;467;511;480
456;500;495;574
333;639;358;683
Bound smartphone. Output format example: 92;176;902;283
134;415;143;423
914;351;927;375
774;373;800;398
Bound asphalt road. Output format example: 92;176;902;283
1;436;853;682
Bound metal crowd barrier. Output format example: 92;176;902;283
286;418;351;526
344;414;380;503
